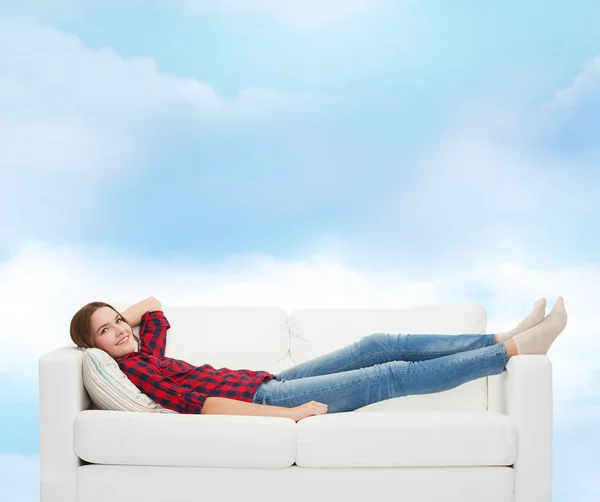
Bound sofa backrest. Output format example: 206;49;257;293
151;306;293;375
120;302;489;412
288;302;488;411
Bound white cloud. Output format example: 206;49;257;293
369;102;545;253
0;18;315;120
413;127;542;217
0;21;222;114
0;119;132;174
0;454;39;502
369;88;600;261
1;239;598;429
0;20;313;176
175;0;385;27
0;20;217;185
552;53;600;109
0;19;313;247
0;21;315;253
541;52;600;151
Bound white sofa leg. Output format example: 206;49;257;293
39;346;91;502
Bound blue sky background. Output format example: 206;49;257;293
1;1;599;500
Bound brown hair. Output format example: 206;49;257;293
70;301;139;350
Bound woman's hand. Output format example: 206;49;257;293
121;296;162;328
287;401;328;422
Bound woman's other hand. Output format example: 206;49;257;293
288;401;328;422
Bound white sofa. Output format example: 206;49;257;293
39;302;553;502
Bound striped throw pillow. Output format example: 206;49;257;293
82;348;178;414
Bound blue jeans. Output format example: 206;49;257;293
251;332;509;413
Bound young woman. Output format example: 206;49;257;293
70;296;567;422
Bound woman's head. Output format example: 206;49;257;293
70;302;138;360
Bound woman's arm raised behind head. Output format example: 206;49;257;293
121;296;162;328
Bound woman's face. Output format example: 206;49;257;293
90;306;136;360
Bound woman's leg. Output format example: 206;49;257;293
274;300;545;381
274;332;496;381
253;342;511;413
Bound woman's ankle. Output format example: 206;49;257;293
504;339;518;358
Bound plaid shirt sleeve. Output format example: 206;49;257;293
138;310;170;357
123;359;208;414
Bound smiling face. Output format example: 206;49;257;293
90;306;137;360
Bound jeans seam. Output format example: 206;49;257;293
333;348;470;373
413;345;505;372
315;342;500;376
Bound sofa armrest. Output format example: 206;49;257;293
488;355;552;502
39;345;91;502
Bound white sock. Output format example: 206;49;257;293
495;298;547;343
512;297;568;355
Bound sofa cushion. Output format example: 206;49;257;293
74;410;297;468
288;302;489;411
295;410;518;467
82;348;177;414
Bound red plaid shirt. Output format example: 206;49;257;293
117;310;275;414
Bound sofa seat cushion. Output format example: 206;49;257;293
74;410;297;468
296;410;518;467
